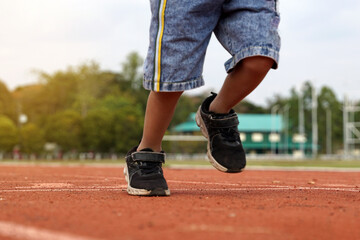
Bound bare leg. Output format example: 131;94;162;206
209;56;274;114
138;91;183;152
137;56;273;151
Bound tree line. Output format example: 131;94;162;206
0;52;349;158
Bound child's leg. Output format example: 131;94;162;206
124;91;181;197
125;1;221;196
196;56;274;173
209;56;274;114
137;91;183;152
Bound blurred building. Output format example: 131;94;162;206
169;113;312;155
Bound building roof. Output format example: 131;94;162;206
173;113;283;133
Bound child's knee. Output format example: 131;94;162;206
239;56;274;74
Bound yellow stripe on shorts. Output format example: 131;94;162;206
154;0;167;92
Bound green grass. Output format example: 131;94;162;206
247;160;360;168
165;159;360;168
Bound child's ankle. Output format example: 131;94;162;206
137;143;161;152
209;100;231;114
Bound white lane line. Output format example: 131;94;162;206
0;189;124;193
296;186;360;192
0;221;100;240
0;185;127;193
325;183;358;187
168;180;240;186
245;166;360;172
168;180;360;189
167;165;360;172
171;187;360;192
0;185;359;193
15;185;127;189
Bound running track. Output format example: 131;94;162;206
0;164;359;240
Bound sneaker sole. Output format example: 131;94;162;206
196;107;230;173
123;165;170;196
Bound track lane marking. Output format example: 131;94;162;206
168;180;241;186
0;185;359;193
14;185;126;189
171;187;360;192
0;221;100;240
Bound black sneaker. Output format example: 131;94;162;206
124;146;170;196
195;93;246;173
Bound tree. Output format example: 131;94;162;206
121;52;144;90
73;61;114;117
27;62;117;121
0;81;17;122
0;115;18;153
171;95;199;128
81;108;115;152
36;69;78;116
44;110;82;152
80;95;144;153
234;100;266;114
267;81;345;154
12;84;46;125
20;123;45;155
119;52;148;111
317;86;342;153
109;96;144;153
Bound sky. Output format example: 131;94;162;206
0;0;360;106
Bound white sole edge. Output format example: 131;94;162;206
195;107;229;173
123;164;170;196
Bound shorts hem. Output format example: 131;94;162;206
143;76;205;92
225;45;280;72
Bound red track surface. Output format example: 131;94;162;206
0;164;359;240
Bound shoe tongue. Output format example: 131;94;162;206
139;148;154;152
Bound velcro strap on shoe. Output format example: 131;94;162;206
210;115;239;128
131;152;165;163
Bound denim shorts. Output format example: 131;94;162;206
143;0;281;92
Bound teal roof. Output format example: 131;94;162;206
173;113;283;133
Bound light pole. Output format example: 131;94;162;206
312;86;318;157
271;105;280;155
326;107;332;155
17;113;28;160
323;102;332;155
298;88;305;156
283;104;290;155
343;95;349;158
